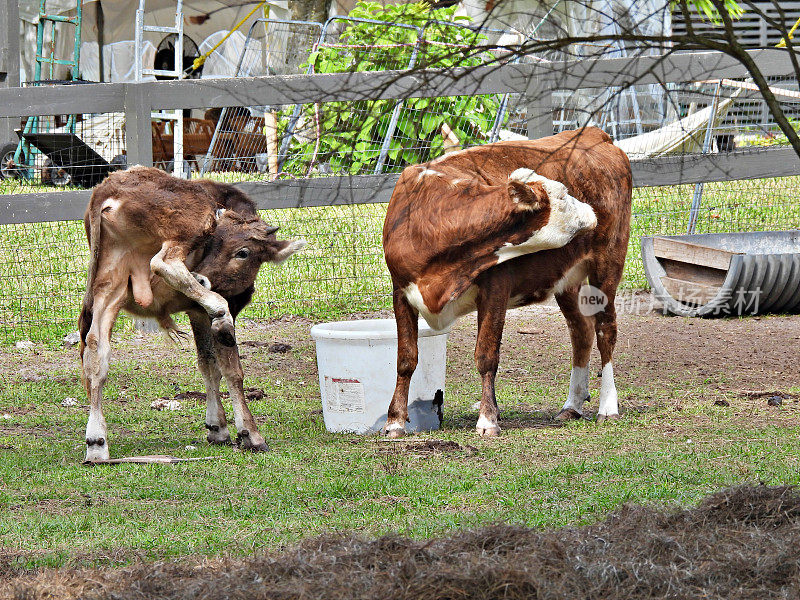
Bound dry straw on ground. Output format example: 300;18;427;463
5;484;800;599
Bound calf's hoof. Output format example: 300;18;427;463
84;437;110;463
211;315;236;347
236;429;270;452
596;413;620;424
383;422;406;439
207;434;233;446
555;408;583;422
205;423;232;446
476;416;501;437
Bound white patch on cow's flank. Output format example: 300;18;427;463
597;362;619;416
553;262;589;295
403;282;478;331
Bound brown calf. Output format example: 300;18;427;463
382;128;632;437
79;166;304;462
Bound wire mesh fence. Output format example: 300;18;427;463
2;18;800;342
0;109;126;192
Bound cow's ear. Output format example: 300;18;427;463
507;180;549;212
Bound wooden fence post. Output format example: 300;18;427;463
526;78;553;141
124;85;153;168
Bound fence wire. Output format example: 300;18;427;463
3;22;800;341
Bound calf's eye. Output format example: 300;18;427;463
235;248;250;259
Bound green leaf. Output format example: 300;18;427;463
421;113;444;136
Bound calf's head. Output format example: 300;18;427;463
193;210;305;300
507;167;597;248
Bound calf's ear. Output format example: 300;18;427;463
507;180;549;212
271;239;307;264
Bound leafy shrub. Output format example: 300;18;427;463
279;1;505;176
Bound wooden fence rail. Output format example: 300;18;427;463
0;48;798;225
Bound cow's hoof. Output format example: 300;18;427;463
236;429;270;452
555;408;583;422
476;415;501;437
596;413;620;424
84;437;110;463
477;425;501;437
383;423;406;438
211;315;236;347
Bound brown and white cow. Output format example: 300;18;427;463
79;166;304;462
382;127;632;437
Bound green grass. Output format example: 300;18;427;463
0;176;798;343
1;313;799;571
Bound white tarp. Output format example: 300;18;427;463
17;0;289;82
455;0;674;137
615;96;737;158
198;29;263;78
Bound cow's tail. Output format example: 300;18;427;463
79;197;104;356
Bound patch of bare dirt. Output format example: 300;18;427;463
376;439;478;456
4;485;800;599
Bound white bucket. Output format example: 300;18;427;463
310;318;449;434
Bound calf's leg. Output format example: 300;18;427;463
81;281;127;462
384;285;418;438
189;311;232;445
474;273;512;437
554;287;595;421
150;242;236;346
212;334;269;452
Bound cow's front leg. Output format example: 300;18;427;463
150;242;236;346
554;287;595;421
384;285;418;438
213;337;269;452
189;312;232;445
474;273;512;437
80;284;126;462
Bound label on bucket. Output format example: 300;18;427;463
325;377;365;413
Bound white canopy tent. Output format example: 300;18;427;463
17;0;289;83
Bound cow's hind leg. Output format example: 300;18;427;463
189;312;232;445
80;281;127;462
589;266;622;423
384;285;418;438
150;242;236;346
474;273;512;437
554;287;595;421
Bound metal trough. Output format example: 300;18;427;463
641;230;800;317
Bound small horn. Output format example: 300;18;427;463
266;225;279;235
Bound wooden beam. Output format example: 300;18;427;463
631;147;800;187
660;275;721;305
238;174;400;211
653;236;741;270
0;49;796;118
0;190;91;224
